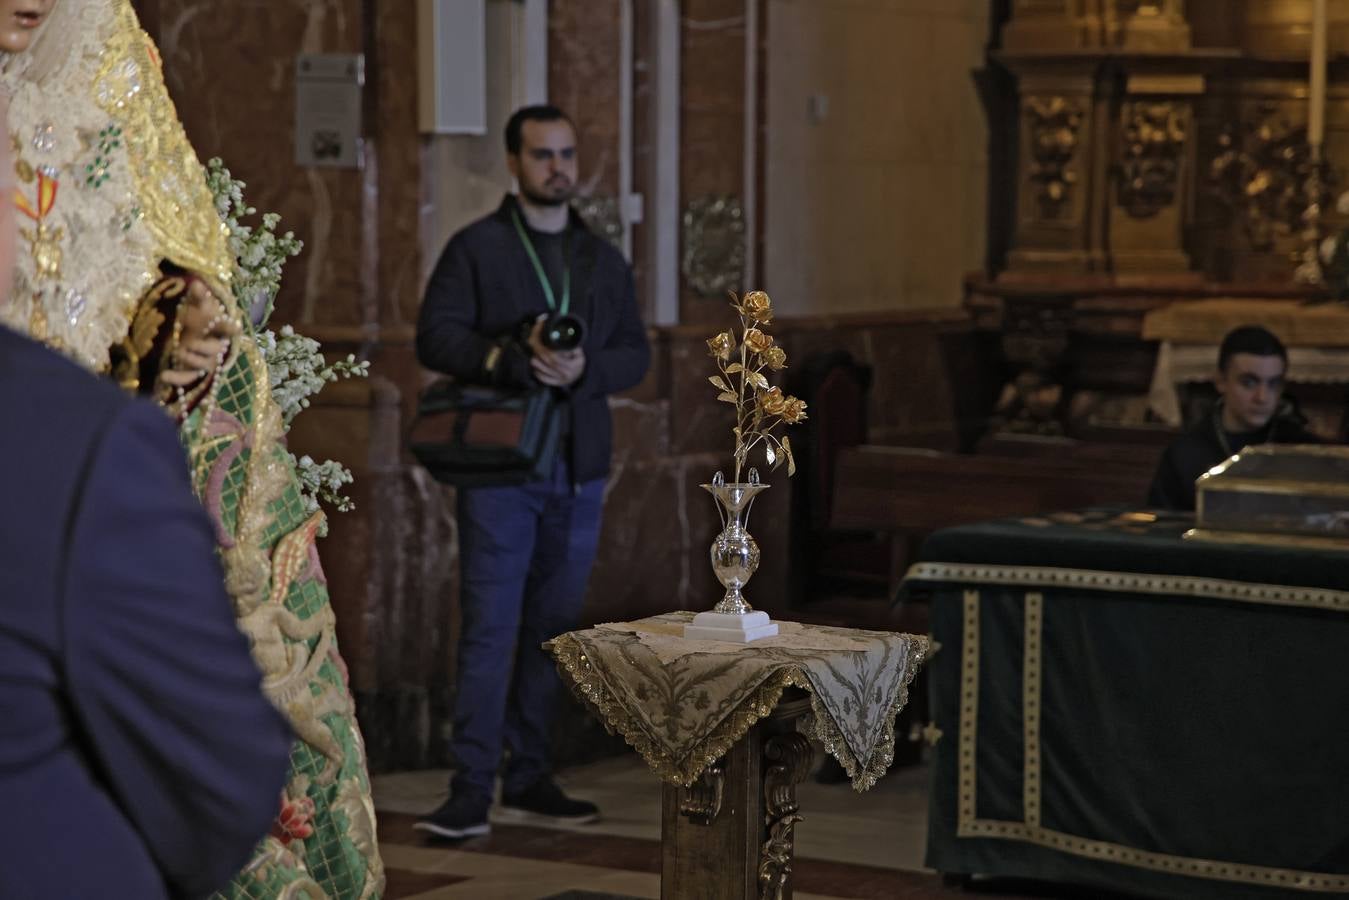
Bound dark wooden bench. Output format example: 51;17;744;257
830;438;1163;535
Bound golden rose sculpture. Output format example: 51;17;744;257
687;290;807;643
706;290;807;484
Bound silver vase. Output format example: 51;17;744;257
703;469;769;615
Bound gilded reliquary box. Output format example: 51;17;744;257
1188;445;1349;546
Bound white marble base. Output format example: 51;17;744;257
682;610;779;643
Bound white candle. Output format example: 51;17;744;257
1311;0;1329;158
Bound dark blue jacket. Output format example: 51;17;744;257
416;194;651;484
0;326;293;900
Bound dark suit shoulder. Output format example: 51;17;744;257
0;328;139;627
0;326;130;432
0;328;137;521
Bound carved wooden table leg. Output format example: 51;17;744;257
661;690;815;900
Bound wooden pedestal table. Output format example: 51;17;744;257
546;612;929;900
660;689;813;899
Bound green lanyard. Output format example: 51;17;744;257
512;209;570;314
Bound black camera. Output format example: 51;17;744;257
539;314;586;352
517;313;586;354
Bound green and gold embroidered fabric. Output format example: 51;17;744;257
184;338;382;900
548;612;927;791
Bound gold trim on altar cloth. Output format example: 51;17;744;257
1022;592;1042;829
954;590;1349;893
908;562;1349;612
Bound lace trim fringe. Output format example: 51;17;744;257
549;633;928;792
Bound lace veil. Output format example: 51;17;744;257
0;0;235;372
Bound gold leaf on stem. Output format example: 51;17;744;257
709;375;730;391
747;371;769;391
717;391;737;403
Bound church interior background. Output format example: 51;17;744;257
128;1;1348;896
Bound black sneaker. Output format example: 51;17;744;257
413;792;491;840
499;778;599;825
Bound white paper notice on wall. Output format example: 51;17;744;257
296;54;365;169
418;0;488;135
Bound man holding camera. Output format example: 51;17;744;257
415;105;650;839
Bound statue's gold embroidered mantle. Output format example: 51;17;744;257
0;0;233;371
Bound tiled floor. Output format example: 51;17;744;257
371;754;1077;900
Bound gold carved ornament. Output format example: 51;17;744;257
1118;101;1187;218
682;194;746;297
757;732;813;900
572;194;625;248
1210;105;1333;255
678;765;725;825
1025;96;1084;220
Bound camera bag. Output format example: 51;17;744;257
408;380;562;487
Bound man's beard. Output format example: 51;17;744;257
521;178;574;207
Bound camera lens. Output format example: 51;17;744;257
542;314;585;351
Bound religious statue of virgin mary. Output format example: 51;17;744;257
0;1;384;897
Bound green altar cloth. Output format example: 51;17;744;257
900;508;1349;899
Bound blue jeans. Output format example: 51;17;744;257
450;458;605;798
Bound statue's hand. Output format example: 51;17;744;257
159;278;239;390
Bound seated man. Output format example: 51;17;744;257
1148;325;1321;511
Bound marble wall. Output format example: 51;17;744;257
549;0;624;200
763;0;991;315
679;0;753;324
422;0;542;281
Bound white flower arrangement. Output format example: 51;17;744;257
257;325;371;429
206;158;302;326
293;454;357;518
207;159;369;526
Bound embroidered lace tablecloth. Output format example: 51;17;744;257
546;612;928;791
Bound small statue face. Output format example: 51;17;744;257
0;0;55;54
